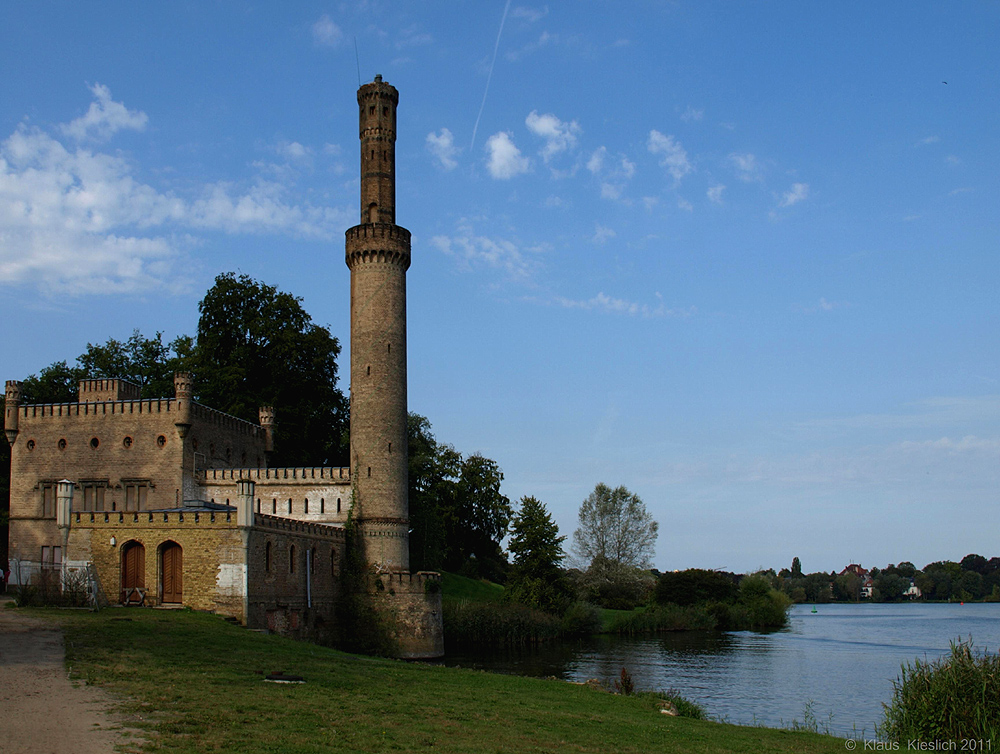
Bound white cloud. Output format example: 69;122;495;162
592;224;615;244
426;128;459;170
707;184;725;204
600;182;622;200
0;86;353;296
485;131;529;179
647;130;692;183
556;291;692;318
798;297;845;314
505;31;553;62
311;15;343;47
680;106;704;122
779;182;809;207
525;110;580;163
589;147;635;201
729;152;761;182
430;219;536;280
945;155;961;165
511;5;548;22
276;141;312;162
60;83;148;142
918;135;940;146
187;180;350;238
586;147;605;174
677;198;693;212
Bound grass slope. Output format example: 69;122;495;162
440;572;504;605
33;607;848;753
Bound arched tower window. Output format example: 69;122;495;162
368;203;378;223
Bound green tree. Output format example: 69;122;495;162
960;553;988;575
20;331;191;405
505;496;571;613
873;573;910;602
791;556;803;578
572;483;658;569
78;330;192;398
656;569;737;607
191;273;348;467
451;453;512;580
407;413;460;572
20;361;85;404
406;414;511;579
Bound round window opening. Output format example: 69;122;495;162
58;438;67;450
90;437;100;449
157;435;167;448
123;436;133;449
26;439;36;451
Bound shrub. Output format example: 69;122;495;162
560;601;602;637
633;690;707;719
443;600;561;647
655;569;737;607
879;639;1000;743
608;604;716;634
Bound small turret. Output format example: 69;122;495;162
174;372;194;439
258;406;275;457
4;380;21;446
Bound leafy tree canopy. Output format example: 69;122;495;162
406;414;511;580
19;332;191;405
505;496;571;613
191;273;347;467
16;273;348;468
571;483;658;569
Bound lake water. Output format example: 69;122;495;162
443;603;1000;737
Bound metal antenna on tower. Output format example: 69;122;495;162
354;37;362;88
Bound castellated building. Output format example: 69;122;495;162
3;77;444;659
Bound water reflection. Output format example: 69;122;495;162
439;603;1000;737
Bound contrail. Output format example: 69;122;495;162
470;0;511;153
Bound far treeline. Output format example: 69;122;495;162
777;555;1000;604
2;273;794;648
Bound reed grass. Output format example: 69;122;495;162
878;639;1000;743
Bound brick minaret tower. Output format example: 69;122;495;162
345;75;411;571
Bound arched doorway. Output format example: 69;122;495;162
160;541;183;604
120;541;145;605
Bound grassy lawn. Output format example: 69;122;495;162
440;571;505;605
29;606;849;753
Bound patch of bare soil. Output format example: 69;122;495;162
0;600;140;754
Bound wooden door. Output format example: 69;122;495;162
161;542;183;604
121;542;145;603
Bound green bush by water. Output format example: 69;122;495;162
879;639;1000;744
443;599;561;647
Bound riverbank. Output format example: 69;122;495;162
25;606;845;753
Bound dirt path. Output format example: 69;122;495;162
0;600;135;754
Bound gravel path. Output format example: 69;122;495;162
0;600;135;754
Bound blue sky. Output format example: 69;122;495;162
2;3;998;574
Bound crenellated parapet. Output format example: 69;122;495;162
19;398;176;418
202;467;350;482
189;403;263;437
79;378;140;403
345;224;411;270
254;513;346;540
